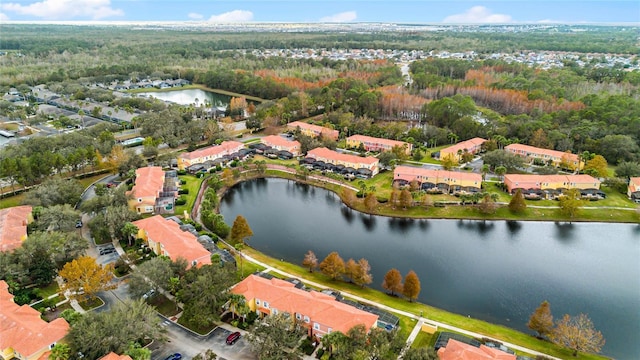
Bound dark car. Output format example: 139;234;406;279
164;353;182;360
226;331;241;345
75;220;83;228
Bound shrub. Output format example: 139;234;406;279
315;349;325;359
177;170;187;175
178;189;189;195
175;197;187;206
180;179;187;185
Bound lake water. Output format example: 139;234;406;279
138;88;233;107
220;178;640;359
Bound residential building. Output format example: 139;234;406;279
0;280;69;360
0;205;33;252
437;339;516;360
393;166;482;193
307;147;379;176
177;141;245;170
231;275;378;338
287;121;339;141
439;138;487;162
504;174;601;194
99;353;133;360
132;215;212;268
261;135;302;156
505;144;582;170
126;167;179;214
627;177;640;200
346;135;413;155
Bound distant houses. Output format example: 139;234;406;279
0;280;70;360
177;141;245;171
505;143;582;170
627;177;640;201
346;135;412;155
393;165;482;194
439;137;486;162
126;167;179;215
231;274;378;339
307;147;379;177
0;206;33;253
132;215;212;268
287;121;339;141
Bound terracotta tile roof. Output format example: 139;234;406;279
438;339;516;360
347;135;410;149
287;121;339;137
441;138;487;154
99;352;133;360
261;135;301;149
394;166;482;183
179;141;244;161
505;143;578;162
132;215;212;268
232;275;378;334
128;166;165;199
0;205;32;252
630;177;640;192
0;280;70;357
307;147;378;166
504;174;600;187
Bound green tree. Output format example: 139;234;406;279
192;350;218;360
229;215;254;245
382;268;403;296
49;343;71;360
441;154;457;170
121;222;139;246
495;166;507;181
508;189;527;214
319;251;345;280
559;189;583;219
127;257;173;299
22;177;84;207
125;341;152;360
248;313;306;360
527;300;554;338
402;270;421;302
36;204;80;232
551;314;605;357
615;161;640;178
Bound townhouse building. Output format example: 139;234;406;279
628;177;640;201
439;138;487;162
177;141;245;170
307;147;379;176
346;135;413;155
231;275;378;339
287;121;339;141
0;206;33;253
394;165;482;194
260;135;302;156
504;174;601;194
126;167;179;215
132;215;212;268
505;144;582;170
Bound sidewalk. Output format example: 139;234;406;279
241;253;562;360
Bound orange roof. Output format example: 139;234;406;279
288;121;338;137
438;339;516;360
261;135;301;149
628;177;640;191
441;138;487;154
0;280;70;357
0;205;32;252
504;174;600;185
394;166;482;182
307;147;378;166
179;141;244;161
232;275;378;334
133;215;211;268
347;135;409;148
505;143;578;162
99;352;133;360
128;166;164;199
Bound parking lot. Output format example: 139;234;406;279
150;323;256;360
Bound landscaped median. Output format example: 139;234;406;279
240;247;609;360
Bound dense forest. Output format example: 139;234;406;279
1;24;639;182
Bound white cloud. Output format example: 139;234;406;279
320;11;357;23
188;12;203;20
208;10;253;23
443;6;512;24
1;0;123;20
0;12;9;21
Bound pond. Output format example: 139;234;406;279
220;178;640;359
138;88;234;107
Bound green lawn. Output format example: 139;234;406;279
79;297;104;311
148;294;181;317
411;331;437;349
175;174;204;217
242;247;608;360
35;282;60;298
0;193;25;209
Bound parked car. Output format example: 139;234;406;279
75;220;83;228
164;354;182;360
142;289;156;300
226;331;241;345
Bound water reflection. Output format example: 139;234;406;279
505;221;522;238
388;217;415;233
341;206;355;223
554;222;576;242
418;219;430;231
359;213;377;232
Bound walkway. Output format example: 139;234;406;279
241;252;562;360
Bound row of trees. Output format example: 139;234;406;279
382;268;422;302
303;250;374;288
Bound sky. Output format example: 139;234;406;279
0;0;638;24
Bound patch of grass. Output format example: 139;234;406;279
411;331;436;349
148;293;181;317
396;314;417;342
0;193;25;209
79;297;104;311
177;316;217;335
175;174;204;216
35;282;60;298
